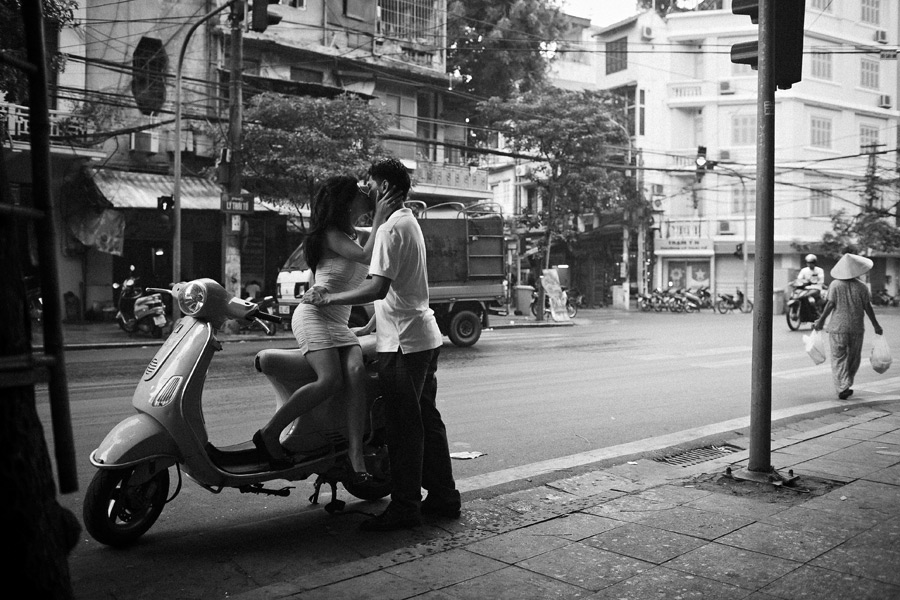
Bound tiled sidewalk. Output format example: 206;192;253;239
234;403;900;600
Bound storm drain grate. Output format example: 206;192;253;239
653;443;744;467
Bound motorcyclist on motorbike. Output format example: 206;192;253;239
797;253;826;311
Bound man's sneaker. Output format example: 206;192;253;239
838;388;854;400
421;497;461;519
359;506;422;532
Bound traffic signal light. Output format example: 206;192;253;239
157;195;173;214
730;0;806;90
695;146;716;182
734;243;743;258
251;0;282;32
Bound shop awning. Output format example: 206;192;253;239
90;168;224;210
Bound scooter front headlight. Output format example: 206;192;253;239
178;281;207;316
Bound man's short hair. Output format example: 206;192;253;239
368;157;411;195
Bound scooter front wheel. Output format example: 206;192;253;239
83;466;170;547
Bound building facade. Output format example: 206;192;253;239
5;0;486;316
592;0;899;303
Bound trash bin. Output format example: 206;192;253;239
515;285;535;315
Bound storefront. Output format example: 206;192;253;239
654;238;714;292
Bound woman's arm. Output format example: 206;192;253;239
814;301;834;331
864;301;883;335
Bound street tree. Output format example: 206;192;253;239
236;92;389;219
447;0;568;101
479;87;641;314
0;0;77;104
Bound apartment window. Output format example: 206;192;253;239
379;0;438;45
731;114;756;146
384;94;402;128
810;51;832;80
811;116;832;148
731;61;753;76
344;0;366;19
810;0;833;12
732;184;756;215
288;0;306;7
606;37;627;74
810;189;831;216
860;124;881;151
861;0;881;25
860;58;880;90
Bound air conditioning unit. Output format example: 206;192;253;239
875;30;888;44
640;26;654;40
651;195;665;210
651;183;664;195
515;164;532;177
878;94;892;109
129;130;159;154
719;149;731;161
717;220;734;235
719;80;735;95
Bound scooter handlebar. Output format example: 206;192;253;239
254;310;283;324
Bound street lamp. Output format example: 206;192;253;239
172;0;238;317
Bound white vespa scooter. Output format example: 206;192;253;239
84;278;391;547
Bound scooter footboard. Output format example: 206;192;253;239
90;413;180;469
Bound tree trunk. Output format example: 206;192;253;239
1;162;80;598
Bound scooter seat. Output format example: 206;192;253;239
255;334;378;380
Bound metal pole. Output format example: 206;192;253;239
748;0;776;474
173;0;236;317
22;0;77;493
225;8;244;297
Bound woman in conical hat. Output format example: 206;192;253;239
815;253;883;399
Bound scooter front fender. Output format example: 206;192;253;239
90;413;180;469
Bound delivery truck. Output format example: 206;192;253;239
275;203;506;347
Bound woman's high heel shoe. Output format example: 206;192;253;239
252;430;293;470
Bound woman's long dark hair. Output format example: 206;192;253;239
304;175;359;273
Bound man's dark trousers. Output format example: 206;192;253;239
378;347;458;514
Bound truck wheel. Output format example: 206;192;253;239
448;310;481;347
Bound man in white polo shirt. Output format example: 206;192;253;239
302;158;460;531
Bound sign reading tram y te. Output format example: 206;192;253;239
221;192;254;214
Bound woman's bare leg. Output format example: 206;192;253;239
340;345;369;474
258;348;343;458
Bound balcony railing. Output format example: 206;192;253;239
0;101;90;144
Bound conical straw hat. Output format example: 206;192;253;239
830;253;873;280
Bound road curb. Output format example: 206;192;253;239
456;396;900;499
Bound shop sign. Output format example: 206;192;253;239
221;192;254;214
657;238;713;251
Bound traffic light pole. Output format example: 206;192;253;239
223;5;244;299
743;0;792;483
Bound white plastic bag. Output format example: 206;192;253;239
870;334;892;374
803;329;827;365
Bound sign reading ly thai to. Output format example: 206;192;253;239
221;193;254;214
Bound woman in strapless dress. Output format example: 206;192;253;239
253;175;400;477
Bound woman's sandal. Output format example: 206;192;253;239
252;430;293;470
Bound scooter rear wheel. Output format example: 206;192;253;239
786;304;802;331
83;466;169;547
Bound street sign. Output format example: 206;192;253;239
221;192;254;214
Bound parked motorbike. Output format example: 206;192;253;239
786;280;824;330
687;286;713;309
83;278;391;547
716;288;753;314
113;267;169;338
873;288;899;307
679;288;702;313
531;286;578;318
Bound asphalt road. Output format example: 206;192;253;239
36;307;900;599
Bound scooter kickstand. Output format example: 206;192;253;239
307;476;345;513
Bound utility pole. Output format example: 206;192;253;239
224;3;244;298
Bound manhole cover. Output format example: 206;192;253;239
654;443;744;467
